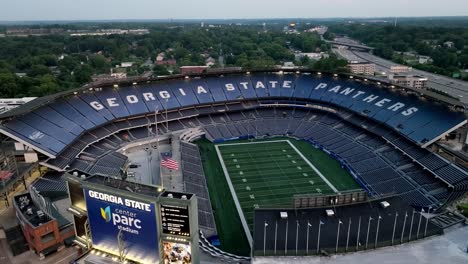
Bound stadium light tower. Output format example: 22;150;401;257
306;221;312;255
335;219;343;253
374;215;382;248
264;221;268;256
409;209;416;241
317;220;324;254
392;212;399;245
417;208;425;239
400;211;408;244
355;216;361;251
295;220;300;255
365;216;374;249
345;218;351;252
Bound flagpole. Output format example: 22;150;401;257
295;220;299;255
335;219;342;253
155;107;162;189
374;216;382;248
306;221;310;255
264;221;268;256
274;220;278;255
392;212;398;245
316;220;322;254
409;209;415;241
356;216;361;251
346;218;351;252
365;216;373;249
400;211;408;244
417;209;424;239
424;207;431;237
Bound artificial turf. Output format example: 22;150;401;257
195;137;360;256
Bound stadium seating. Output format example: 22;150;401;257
1;73;465;158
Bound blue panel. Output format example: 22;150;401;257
292;75;315;99
250;74;269;98
308;76;334;101
220;76;242;100
166;79;199;107
34;106;83;136
205;77;228;102
279;74;296;98
153;83;181;110
189;79;214;104
49;99;95;130
134;84;163;112
79;93;115;121
67;96;107;126
231;75;257;99
19;113;76;145
4;120;65;154
94;89;130;119
117;86;149;116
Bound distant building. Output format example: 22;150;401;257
120;62;134;68
156;52;165;62
418;56;433;64
0;97;36;114
156;59;177;66
390;65;412;74
444;41;455;48
180;66;208;75
297;52;329;61
389;74;428;89
205;57;216;67
348;62;375;75
304;25;328;35
69;28;149;37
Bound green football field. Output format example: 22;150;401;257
196;137;360;256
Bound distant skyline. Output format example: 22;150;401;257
1;0;468;21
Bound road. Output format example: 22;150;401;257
332;48;468;105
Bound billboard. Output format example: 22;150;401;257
160;204;190;237
162;241;192;264
84;188;159;263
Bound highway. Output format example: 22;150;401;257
332;48;468;105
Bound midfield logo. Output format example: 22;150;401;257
100;206;111;222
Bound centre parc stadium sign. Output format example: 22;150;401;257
84;189;159;263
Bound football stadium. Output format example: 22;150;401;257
1;69;468;263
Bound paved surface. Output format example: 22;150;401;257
253;224;468;264
0;238;79;264
334;47;468;105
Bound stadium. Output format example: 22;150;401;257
1;69;468;263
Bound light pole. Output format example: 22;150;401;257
306;221;311;255
285;219;289;255
356;216;361;251
400;211;408;244
374;215;382;248
392;212;398;245
424;207;432;237
346;218;351;252
365;216;374;249
317;220;324;254
295;220;300;255
417;208;424;239
335;219;343;253
274;220;278;255
264;221;268;256
409;209;415;241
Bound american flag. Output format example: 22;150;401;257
160;152;179;171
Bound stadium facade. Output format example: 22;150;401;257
1;69;467;261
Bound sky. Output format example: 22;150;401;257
1;0;467;21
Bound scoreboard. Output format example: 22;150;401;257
161;204;191;237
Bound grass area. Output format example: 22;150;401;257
195;137;360;256
196;139;250;256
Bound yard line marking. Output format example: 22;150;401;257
285;140;338;192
